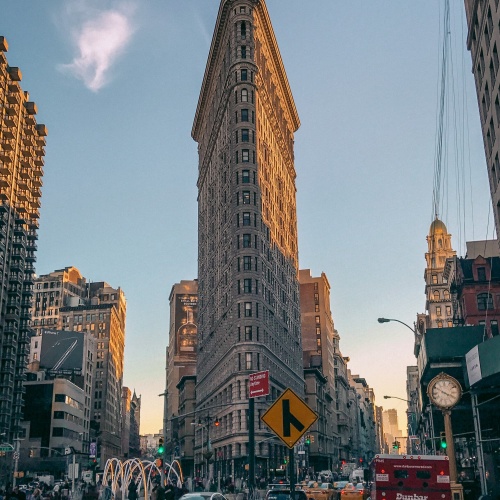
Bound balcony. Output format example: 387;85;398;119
25;102;37;115
33;156;44;167
0;150;13;163
2;114;15;128
0;176;11;188
7;93;20;106
5;311;20;322
0;163;11;175
2;129;14;140
19;159;32;171
0;141;14;152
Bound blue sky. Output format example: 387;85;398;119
1;1;492;435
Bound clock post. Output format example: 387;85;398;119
443;410;457;481
427;372;464;500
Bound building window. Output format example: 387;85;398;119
241;129;249;142
245;326;252;341
477;293;493;310
477;267;486;281
242;191;251;204
245;352;252;369
315;304;319;312
244;279;252;293
241;89;248;102
241;21;246;39
492;320;499;337
241;46;247;58
436;306;441;317
243;256;251;270
315;316;320;325
241;109;249;121
242;150;250;162
242;170;250;183
244;302;252;317
447;321;453;328
446;306;451;316
433;291;440;301
242;212;251;226
444;290;450;300
243;234;251;248
432;275;438;284
437;321;443;328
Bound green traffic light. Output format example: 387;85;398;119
158;446;165;454
440;440;447;449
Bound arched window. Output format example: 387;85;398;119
477;293;493;310
433;291;440;301
444;290;450;300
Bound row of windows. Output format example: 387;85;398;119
235;88;254;104
236;190;257;205
237;278;259;294
54;394;83;411
235;150;256;164
435;305;452;317
235;129;255;143
236;212;257;227
235;109;255;123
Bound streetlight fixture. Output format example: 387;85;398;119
383;395;411;403
377;317;418;335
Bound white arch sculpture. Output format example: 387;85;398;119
102;458;184;499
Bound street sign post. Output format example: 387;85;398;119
248;370;269;494
261;387;318;448
261;388;318;492
249;370;269;398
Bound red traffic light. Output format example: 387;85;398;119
214;418;220;427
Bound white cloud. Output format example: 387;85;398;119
59;4;136;92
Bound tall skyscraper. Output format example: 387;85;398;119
31;268;126;463
464;0;500;245
60;281;126;463
192;0;303;478
0;37;47;441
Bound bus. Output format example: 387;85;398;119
370;454;451;500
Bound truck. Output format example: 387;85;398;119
349;468;365;483
340;462;357;480
35;474;54;486
370;454;451;500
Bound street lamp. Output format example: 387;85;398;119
377;317;418;335
383;395;411;403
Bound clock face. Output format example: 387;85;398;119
429;378;461;408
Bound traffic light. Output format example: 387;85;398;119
440;432;447;450
155;458;163;468
214;418;220;427
305;435;311;445
283;456;288;464
392;441;399;450
158;437;165;455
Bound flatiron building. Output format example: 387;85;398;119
192;0;303;476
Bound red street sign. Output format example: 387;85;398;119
249;370;269;398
